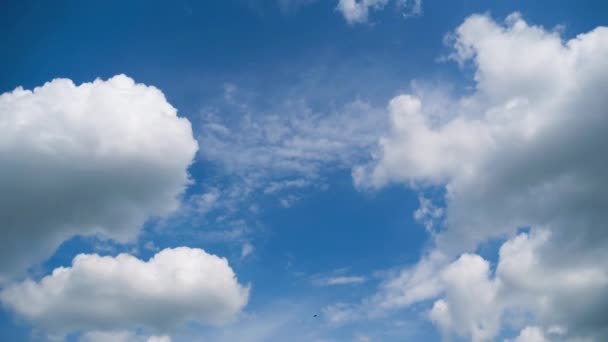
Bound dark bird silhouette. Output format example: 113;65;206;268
313;314;318;318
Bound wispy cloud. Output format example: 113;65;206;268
310;268;367;287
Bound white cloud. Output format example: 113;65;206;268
195;301;331;342
368;230;607;341
146;336;171;342
428;254;500;342
325;276;366;285
310;268;367;287
241;241;255;259
413;195;444;232
368;250;445;313
354;334;372;342
0;75;198;282
396;0;422;18
323;303;361;326
314;276;366;287
199;98;386;210
201;99;384;182
336;0;422;24
79;330;171;342
80;330;139;342
0;247;249;336
343;230;607;341
350;12;608;340
336;0;388;24
511;326;547;342
355;13;608;252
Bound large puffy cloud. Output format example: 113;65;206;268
352;12;608;341
0;247;249;336
427;230;607;341
429;254;500;342
355;12;608;252
0;75;198;281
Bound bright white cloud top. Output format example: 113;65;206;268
0;75;198;281
0;247;249;336
350;12;608;341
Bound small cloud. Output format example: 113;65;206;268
279;194;301;208
223;83;237;102
143;241;159;252
397;0;422;18
354;334;372;342
336;0;388;25
324;276;366;286
311;268;367;286
241;242;255;259
337;0;422;25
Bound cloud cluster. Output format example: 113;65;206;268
0;247;249;336
352;12;608;340
0;76;253;339
426;230;607;341
200;99;386;201
0;75;198;281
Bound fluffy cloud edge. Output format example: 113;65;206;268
0;247;250;336
0;74;198;282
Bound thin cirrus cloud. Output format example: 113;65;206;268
334;12;608;341
198;97;387;207
0;247;250;337
312;275;367;287
0;75;198;282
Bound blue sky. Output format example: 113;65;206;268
1;1;607;341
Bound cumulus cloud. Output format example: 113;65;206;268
332;231;607;340
351;12;608;341
0;75;198;281
0;247;249;336
427;230;608;341
356;12;608;252
428;254;500;342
